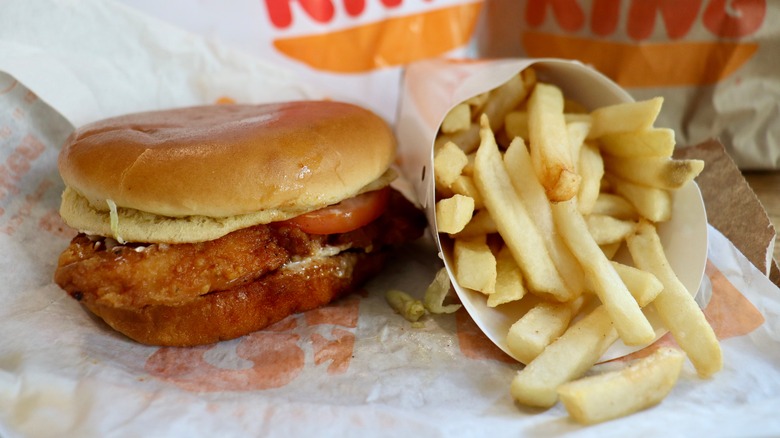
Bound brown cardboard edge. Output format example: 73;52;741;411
675;139;780;286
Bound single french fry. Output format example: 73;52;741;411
598;128;676;158
452;209;497;239
551;199;655;346
488;245;527;307
450;175;484;210
505;111;530;141
626;221;722;378
558;347;686;424
435;122;481;153
506;111;591;143
441;103;471;134
434;141;469;188
436;195;474;234
473;115;572;301
510;305;619;408
506;296;584;364
606;174;672;222
465;91;490;112
586;214;637;245
528;83;581;202
462;152;476;176
504;137;586;296
567;121;591;172
453;235;497;295
483;72;534;133
611;261;663;307
603;155;704;190
591;193;638;220
600;242;622;260
576;143;604;215
588;97;664;139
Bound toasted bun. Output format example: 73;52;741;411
59;101;396;219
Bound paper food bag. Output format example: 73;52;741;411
473;0;780;170
115;0;483;124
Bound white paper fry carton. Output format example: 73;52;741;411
396;58;709;363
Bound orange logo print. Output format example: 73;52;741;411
522;0;765;87
265;0;484;73
455;308;516;364
145;294;362;391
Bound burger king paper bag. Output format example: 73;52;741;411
115;0;484;124
473;0;780;170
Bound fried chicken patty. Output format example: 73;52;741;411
83;251;388;346
54;189;426;311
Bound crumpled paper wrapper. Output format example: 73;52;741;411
1;1;780;437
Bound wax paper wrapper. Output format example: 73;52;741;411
1;2;780;437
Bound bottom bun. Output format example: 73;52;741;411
82;251;387;346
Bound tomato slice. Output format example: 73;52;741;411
284;187;391;235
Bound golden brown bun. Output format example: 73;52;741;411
59;101;396;219
80;251;386;346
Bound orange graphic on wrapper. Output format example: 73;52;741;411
522;0;766;86
455;307;516;364
145;295;361;392
266;1;483;73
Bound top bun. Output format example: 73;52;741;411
59;101;396;219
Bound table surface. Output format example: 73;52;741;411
743;172;780;263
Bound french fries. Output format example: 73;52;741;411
510;305;619;408
430;67;716;424
441;103;471;134
504;137;585;296
489;246;527;307
551;199;654;346
506;296;584;364
453;235;496;294
576;142;604;215
603;155;704;190
598;128;676;158
626;221;722;378
435;194;474;234
434;141;469;188
558;347;686;424
528;83;581;202
588;97;663;139
474;116;572;301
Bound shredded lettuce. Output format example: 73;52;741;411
106;199;125;244
386;289;426;322
423;268;461;314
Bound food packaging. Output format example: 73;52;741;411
396;58;709;363
1;1;779;436
473;0;780;170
